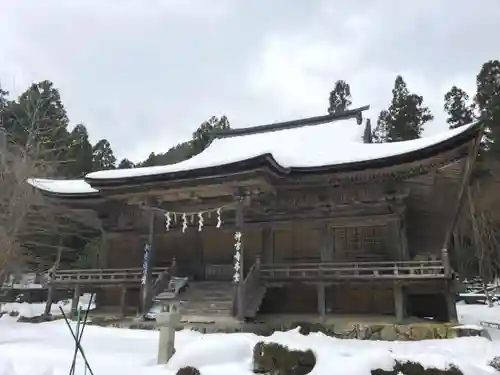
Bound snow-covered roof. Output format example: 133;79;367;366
27;113;481;196
86;119;477;181
26;178;97;195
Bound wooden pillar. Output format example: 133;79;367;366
446;281;458;323
71;285;81;317
320;225;333;261
120;286;128;317
394;283;405;323
442;248;451;276
317;283;326;317
261;226;273;263
234;191;246;321
397;219;409;260
196;231;204;280
141;210;156;315
44;242;62;316
98;230;109;269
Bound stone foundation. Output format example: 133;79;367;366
91;317;460;340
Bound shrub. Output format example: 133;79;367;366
252;341;315;375
176;366;201;375
488;356;500;372
371;360;463;375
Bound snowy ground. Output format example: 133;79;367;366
0;293;95;318
0;302;499;375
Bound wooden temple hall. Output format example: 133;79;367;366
27;106;484;323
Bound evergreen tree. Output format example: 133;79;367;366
476;60;500;159
188;115;230;157
444;86;475;129
0;84;8;108
136;142;193;167
328;80;352;114
362;119;372;143
92;139;116;171
66;124;93;177
118;158;135;169
373;75;433;142
0;84;9;130
5;81;71;166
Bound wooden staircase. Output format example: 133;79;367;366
244;284;267;319
177;281;235;317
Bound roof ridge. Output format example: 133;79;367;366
214;105;370;139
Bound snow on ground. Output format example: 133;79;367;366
0;302;498;375
457;302;500;340
0;293;95;318
457;301;500;325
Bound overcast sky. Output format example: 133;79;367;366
1;0;499;163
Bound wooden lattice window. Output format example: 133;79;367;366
333;226;387;260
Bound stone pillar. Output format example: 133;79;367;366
394;283;405;323
317;284;326;317
157;303;181;364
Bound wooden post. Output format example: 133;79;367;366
442;248;451;276
261;226;273;264
171;256;178;277
255;254;261;271
394;283;405;323
71;285;81;318
441;125;483;254
235;192;245;322
120;286;128;317
44;243;62;316
446;281;458;323
317;283;326;317
320;224;333;261
397;219;409;260
98;229;109;269
142;210;156;315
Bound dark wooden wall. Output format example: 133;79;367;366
405;172;461;258
105;222;403;280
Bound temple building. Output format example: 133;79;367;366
27;106;483;323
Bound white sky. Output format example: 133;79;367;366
1;0;499;162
